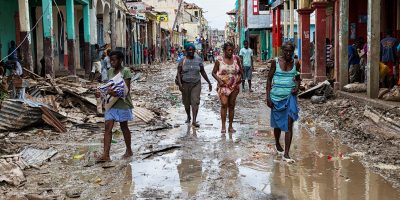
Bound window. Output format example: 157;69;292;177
194;11;199;18
259;0;270;14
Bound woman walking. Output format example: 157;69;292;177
177;44;212;127
266;42;300;163
212;42;243;134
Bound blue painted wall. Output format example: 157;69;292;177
0;0;18;59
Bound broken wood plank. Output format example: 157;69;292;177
141;145;182;159
133;107;155;123
46;74;64;95
23;68;42;79
40;106;67;133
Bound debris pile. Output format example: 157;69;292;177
299;80;334;104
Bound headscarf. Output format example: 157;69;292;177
185;43;196;51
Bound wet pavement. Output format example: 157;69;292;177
110;64;400;199
2;63;400;200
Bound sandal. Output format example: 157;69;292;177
282;155;295;163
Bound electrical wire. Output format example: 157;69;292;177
0;0;64;63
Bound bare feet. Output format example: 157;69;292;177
192;122;200;128
95;154;111;163
275;143;284;154
185;116;191;124
221;129;226;133
122;151;133;159
228;128;236;133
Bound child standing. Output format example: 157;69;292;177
96;51;134;162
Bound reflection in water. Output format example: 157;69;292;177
239;166;271;194
177;159;203;197
131;152;182;196
114;164;133;199
270;127;400;200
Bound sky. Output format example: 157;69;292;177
184;0;235;30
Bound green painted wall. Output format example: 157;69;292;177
0;0;18;59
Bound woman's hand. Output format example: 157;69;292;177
217;79;225;87
95;90;101;98
178;84;184;92
266;95;273;108
107;87;117;97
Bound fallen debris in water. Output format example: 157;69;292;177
141;144;182;159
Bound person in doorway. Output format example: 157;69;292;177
101;49;112;82
91;44;103;82
380;31;399;88
348;39;361;83
240;40;254;92
212;42;243;134
8;41;18;61
266;41;300;163
176;44;212;127
95;51;134;162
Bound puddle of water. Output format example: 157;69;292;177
269;127;400;200
130;151;203;198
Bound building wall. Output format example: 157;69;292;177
183;23;200;42
142;0;181;30
247;0;271;29
0;0;18;58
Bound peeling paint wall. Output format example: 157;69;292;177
0;0;18;59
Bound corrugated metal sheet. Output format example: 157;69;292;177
0;99;44;132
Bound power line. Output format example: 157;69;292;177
0;1;55;63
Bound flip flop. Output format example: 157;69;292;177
282;155;295;163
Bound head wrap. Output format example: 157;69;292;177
185;43;196;51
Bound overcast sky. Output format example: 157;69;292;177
184;0;235;30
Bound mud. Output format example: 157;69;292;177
1;63;400;199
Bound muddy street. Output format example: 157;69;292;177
1;63;400;200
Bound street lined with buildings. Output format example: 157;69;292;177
0;0;400;199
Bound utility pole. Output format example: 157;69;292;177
172;0;184;45
110;0;116;49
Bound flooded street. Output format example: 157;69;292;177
105;64;400;199
2;64;400;200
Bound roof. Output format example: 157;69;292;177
184;2;202;10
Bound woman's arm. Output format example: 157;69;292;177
266;59;276;108
212;60;223;84
200;63;212;91
177;61;183;91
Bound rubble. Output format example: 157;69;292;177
21;147;58;167
0;154;28;186
343;83;367;93
380;86;400;102
298;80;333;99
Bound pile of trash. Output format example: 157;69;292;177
298;80;335;104
378;86;400;102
